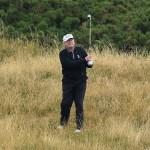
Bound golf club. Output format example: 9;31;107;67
87;14;93;66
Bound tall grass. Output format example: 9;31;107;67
0;36;150;150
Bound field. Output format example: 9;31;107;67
0;38;150;150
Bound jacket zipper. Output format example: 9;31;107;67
72;52;75;59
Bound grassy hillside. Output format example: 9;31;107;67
0;37;150;150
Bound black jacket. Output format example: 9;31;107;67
59;47;92;82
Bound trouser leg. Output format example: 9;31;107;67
60;82;74;126
74;80;87;129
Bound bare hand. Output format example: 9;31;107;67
85;55;92;61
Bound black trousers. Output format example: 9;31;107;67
60;79;87;129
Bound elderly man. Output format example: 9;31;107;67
58;34;93;133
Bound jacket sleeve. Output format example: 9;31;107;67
81;48;93;68
59;51;86;69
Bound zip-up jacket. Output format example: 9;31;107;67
59;47;92;82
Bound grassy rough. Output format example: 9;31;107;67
0;38;150;150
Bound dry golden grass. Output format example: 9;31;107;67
0;37;150;150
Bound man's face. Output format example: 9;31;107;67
64;38;75;49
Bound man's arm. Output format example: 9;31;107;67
81;48;93;68
59;51;86;69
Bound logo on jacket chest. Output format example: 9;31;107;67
77;55;80;58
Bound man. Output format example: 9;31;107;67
58;34;93;133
